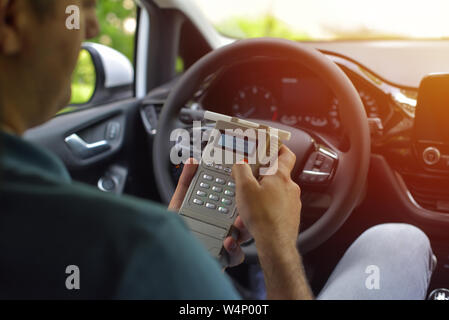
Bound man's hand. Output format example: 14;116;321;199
232;145;313;300
168;159;251;268
232;145;302;250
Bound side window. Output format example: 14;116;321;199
69;0;137;107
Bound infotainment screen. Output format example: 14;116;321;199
414;74;449;144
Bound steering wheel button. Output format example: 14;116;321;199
315;159;324;167
317;175;328;183
321;158;334;173
304;158;316;171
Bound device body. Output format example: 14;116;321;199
178;112;291;266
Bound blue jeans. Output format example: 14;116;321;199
318;224;436;300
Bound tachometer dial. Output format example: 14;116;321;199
232;86;278;120
328;97;341;130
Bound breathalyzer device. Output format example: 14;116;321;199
179;111;291;266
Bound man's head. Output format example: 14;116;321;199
0;0;99;134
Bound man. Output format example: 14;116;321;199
0;0;435;299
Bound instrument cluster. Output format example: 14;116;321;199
200;59;389;139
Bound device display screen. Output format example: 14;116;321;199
218;134;257;155
414;75;449;143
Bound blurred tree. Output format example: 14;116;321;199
90;0;137;62
69;50;96;105
69;0;137;106
216;15;310;41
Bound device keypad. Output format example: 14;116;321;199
191;171;236;216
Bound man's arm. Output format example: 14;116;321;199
256;237;313;299
232;146;314;300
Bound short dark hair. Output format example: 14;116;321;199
28;0;55;18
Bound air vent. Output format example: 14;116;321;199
403;174;449;213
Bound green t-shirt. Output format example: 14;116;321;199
0;131;240;299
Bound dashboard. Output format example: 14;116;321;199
140;47;449;278
139;44;449;286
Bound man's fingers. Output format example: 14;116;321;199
232;162;259;191
234;216;252;244
177;158;199;190
223;237;245;268
277;145;297;173
168;158;198;211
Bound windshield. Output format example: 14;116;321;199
194;0;449;41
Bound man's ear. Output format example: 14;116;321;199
0;0;21;55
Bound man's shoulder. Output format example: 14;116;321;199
1;172;239;299
3;171;187;243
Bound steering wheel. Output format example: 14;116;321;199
153;38;370;257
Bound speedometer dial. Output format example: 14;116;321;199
232;86;278;120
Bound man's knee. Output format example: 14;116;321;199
354;223;433;260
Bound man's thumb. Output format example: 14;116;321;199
232;162;259;189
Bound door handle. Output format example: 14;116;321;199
65;133;111;159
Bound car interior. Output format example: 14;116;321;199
23;0;449;298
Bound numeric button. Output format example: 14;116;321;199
215;178;225;185
196;191;207;197
221;198;232;206
199;183;210;189
206;203;216;209
218;207;229;214
193;199;204;206
203;174;213;181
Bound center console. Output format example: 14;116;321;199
414;73;449;173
